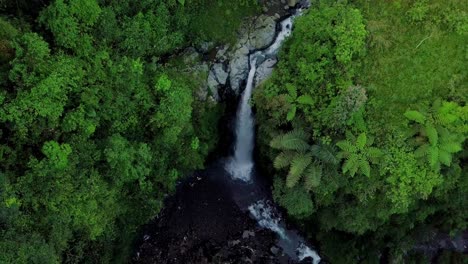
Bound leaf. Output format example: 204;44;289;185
440;141;462;153
336;140;357;153
304;164;322;190
297;95;314;105
178;0;185;5
359;159;371;177
428;146;439;169
438;149;452;166
270;129;309;151
273;151;294;169
287;105;297;121
414;144;429;158
425;124;438;146
286;155;312;188
311;144;339;165
367;147;383;159
343;155;358;176
356;133;367;150
404;110;426;124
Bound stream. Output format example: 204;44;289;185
134;3;321;264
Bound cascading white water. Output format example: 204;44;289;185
226;5;321;263
226;17;294;182
226;57;258;181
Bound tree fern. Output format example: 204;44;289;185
404;110;425;124
270;129;309;151
359;159;371;177
287;154;312;188
425;124;438;146
336;140;356;154
273;151;295;169
356;133;367;150
311;143;339;165
304;164;322;190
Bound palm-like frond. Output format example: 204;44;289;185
359;159;371;177
424;124;438;146
273;151;295;169
439;141;462;153
286;154;312;188
342;154;359;177
404;110;426;124
336;140;356;154
356;133;367;150
270;129;309;151
304;164;322;191
311;143;339;165
438;149;452;166
428;146;439;169
414;144;429;158
297;95;314;105
367;147;383;159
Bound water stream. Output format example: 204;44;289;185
225;8;321;264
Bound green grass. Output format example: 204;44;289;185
354;0;467;134
186;0;260;44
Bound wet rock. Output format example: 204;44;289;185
249;15;276;50
288;0;297;7
229;45;250;94
255;57;277;85
242;230;255;239
212;63;228;85
271;246;280;255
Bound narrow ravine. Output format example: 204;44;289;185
226;9;321;264
133;3;321;264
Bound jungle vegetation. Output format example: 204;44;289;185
254;0;467;262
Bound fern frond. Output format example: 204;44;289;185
356;133;367;150
286;154;312;188
343;155;359;177
273;151;295;169
414;144;429;158
438;149;452;166
270;129;309;151
287;105;297;121
304;164;322;190
440;141;462;153
297;95;314;105
404;110;426;124
367;147;383;159
336;140;356;153
359;159;371;177
428;146;439;168
425;124;438;146
311;144;339;165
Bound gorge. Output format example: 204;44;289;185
133;3;321;263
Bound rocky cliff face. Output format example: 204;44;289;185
186;1;297;103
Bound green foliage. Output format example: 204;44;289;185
255;0;468;262
336;132;383;177
0;0;235;261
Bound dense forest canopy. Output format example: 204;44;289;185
254;0;467;262
0;0;466;263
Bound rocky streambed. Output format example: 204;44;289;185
132;164;314;264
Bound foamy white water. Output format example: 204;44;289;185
226;57;257;181
227;16;294;182
226;5;321;263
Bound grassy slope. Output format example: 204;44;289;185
355;0;467;135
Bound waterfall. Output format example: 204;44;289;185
226;5;321;264
226;57;257;181
226;17;294;182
